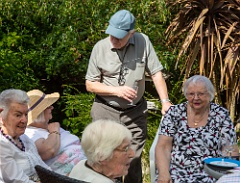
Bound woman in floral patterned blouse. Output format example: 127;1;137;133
155;75;237;183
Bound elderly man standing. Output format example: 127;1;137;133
85;9;172;183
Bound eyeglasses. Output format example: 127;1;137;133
118;64;128;86
186;92;208;98
115;144;133;153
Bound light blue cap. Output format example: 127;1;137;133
105;10;135;39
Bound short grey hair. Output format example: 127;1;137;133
0;89;29;119
182;75;215;101
33;111;46;123
81;120;132;165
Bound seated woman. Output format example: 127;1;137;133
0;89;50;183
69;119;135;183
155;75;237;183
25;89;86;176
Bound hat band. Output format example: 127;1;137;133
28;94;46;112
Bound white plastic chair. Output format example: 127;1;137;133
149;117;163;183
149;130;159;183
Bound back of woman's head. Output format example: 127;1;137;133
0;89;29;119
182;75;215;101
81;120;132;165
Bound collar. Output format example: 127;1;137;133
110;35;135;51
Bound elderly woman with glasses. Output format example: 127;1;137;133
0;89;50;183
155;75;237;183
69;120;135;183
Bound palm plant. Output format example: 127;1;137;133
165;0;240;122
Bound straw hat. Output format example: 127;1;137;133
27;89;60;125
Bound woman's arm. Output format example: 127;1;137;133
0;140;35;183
35;122;61;160
155;134;173;183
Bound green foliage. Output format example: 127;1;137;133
61;86;95;137
0;0;173;92
0;0;92;91
0;0;179;182
0;31;39;90
165;0;240;121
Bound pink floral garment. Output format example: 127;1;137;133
158;102;236;183
45;137;86;175
25;127;86;176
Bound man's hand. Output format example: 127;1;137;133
161;102;173;115
116;86;137;102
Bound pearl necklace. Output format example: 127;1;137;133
0;128;25;151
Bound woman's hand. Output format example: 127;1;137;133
48;122;60;133
157;173;172;183
36;122;61;160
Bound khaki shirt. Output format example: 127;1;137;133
86;32;163;108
